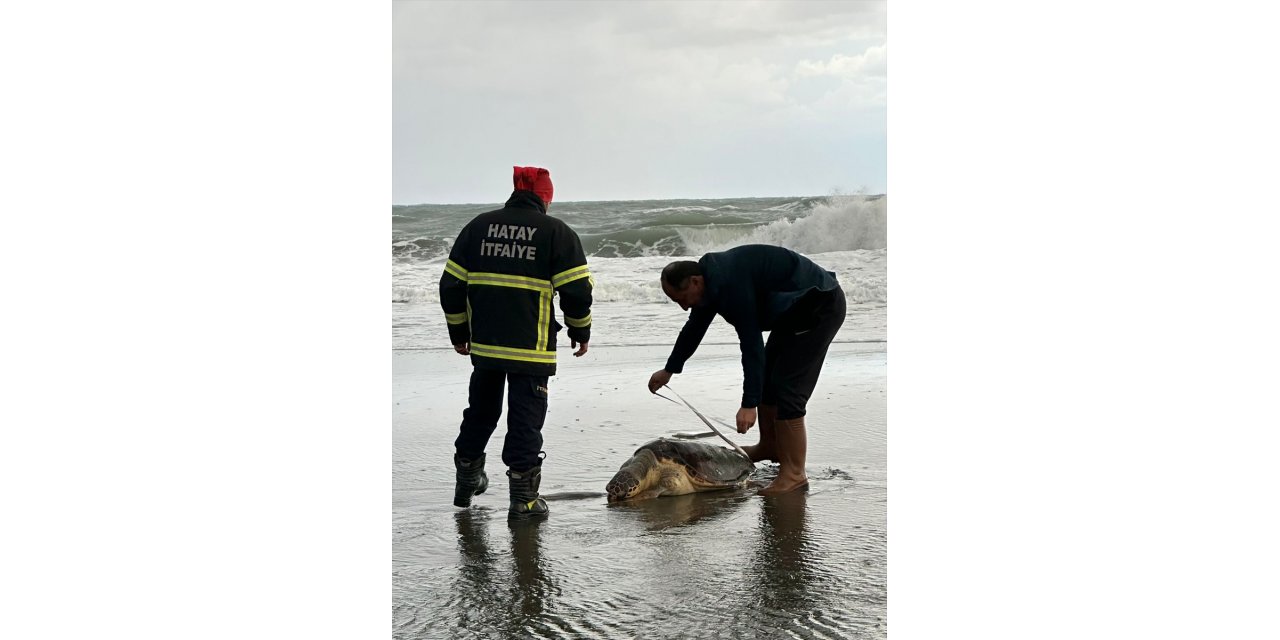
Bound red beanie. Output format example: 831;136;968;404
512;166;554;204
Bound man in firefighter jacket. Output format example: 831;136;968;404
439;166;593;519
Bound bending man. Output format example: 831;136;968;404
648;245;845;496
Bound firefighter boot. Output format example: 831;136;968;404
507;466;549;520
453;453;489;508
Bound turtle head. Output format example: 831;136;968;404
606;449;659;503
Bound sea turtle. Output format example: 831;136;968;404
606;438;753;503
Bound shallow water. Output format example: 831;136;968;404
393;342;886;639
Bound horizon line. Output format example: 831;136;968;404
392;192;887;207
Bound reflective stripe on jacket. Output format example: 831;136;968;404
439;190;593;375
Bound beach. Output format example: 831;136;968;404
393;309;887;638
393;197;887;637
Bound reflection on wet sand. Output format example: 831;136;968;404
448;511;560;639
508;519;555;620
749;492;821;628
452;510;498;634
608;489;750;531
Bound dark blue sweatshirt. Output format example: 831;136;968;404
663;245;839;408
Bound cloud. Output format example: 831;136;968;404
796;45;888;80
393;1;887;202
790;45;888;115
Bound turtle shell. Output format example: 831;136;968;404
636;438;752;486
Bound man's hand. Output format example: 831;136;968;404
571;339;589;357
648;369;672;394
453;343;470;355
736;407;757;433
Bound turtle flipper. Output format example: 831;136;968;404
633;488;664;501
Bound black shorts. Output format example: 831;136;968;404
761;287;846;420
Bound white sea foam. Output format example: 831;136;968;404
680;196;886;255
586;250;886;305
399;248;885;307
391;195;887;349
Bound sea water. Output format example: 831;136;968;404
393;195;888;351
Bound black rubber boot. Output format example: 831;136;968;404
507;465;549;520
453;453;489;508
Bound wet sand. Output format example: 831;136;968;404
393;340;886;638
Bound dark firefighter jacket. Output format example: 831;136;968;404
439;190;593;376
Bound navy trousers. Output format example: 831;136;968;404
454;367;549;471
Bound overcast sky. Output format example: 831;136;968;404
393;1;885;204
